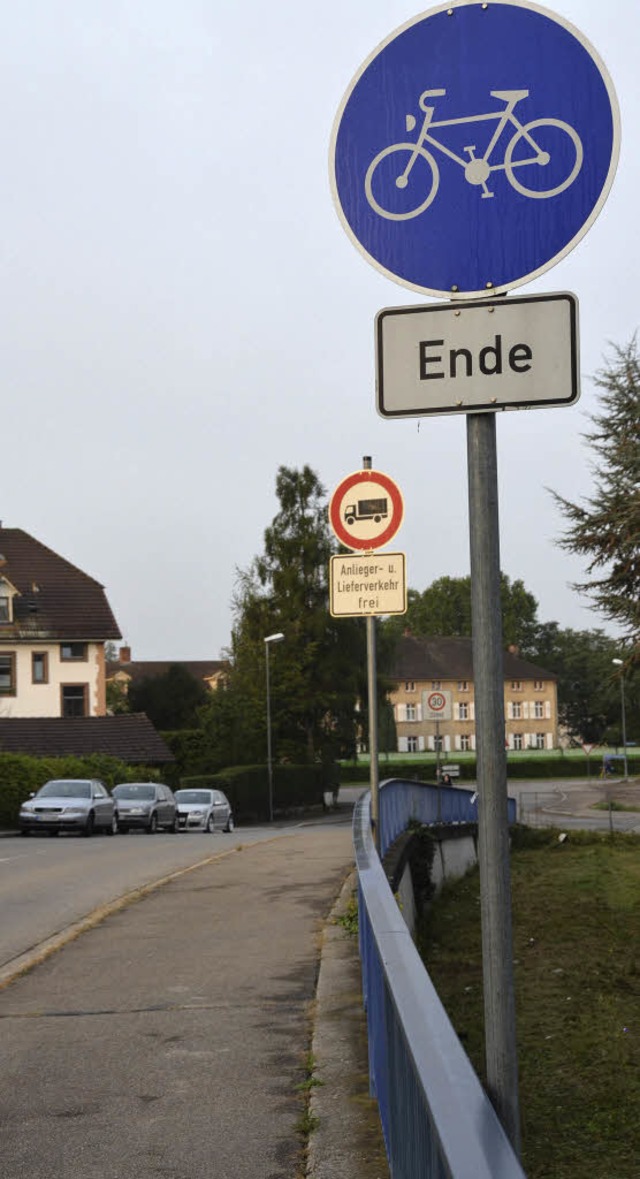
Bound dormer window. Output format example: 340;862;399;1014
0;596;10;622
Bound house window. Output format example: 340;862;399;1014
512;702;522;719
406;703;417;722
431;680;442;690
61;684;88;717
407;736;418;752
511;680;523;691
458;680;469;691
459;702;469;720
513;733;523;750
534;732;545;750
460;734;471;751
434;734;443;751
60;642;88;661
534;700;544;719
534;680;543;690
405;681;416;692
0;596;10;622
0;653;16;694
32;653;49;684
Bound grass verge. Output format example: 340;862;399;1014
417;828;640;1179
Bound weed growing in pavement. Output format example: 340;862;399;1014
336;893;359;937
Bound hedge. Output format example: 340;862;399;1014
179;763;334;822
0;754;160;829
342;755;640;783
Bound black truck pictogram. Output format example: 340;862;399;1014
344;497;389;525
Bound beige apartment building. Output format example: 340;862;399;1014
390;634;558;754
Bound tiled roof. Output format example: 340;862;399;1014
0;528;121;641
0;715;174;763
390;635;557;682
106;660;228;685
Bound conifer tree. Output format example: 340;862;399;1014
551;339;640;654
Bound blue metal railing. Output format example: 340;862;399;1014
354;779;525;1179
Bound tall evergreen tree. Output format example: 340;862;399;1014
551;338;640;654
200;466;366;766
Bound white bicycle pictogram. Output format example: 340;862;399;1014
364;88;584;221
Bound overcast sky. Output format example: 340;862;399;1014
0;1;636;660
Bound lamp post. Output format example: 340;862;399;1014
265;633;285;822
612;658;628;781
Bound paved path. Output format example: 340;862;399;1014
0;824;383;1179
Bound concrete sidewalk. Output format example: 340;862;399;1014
0;823;388;1179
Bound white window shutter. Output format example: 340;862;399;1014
507;701;513;719
545;700;551;719
470;701;475;721
546;733;553;749
418;735;425;752
397;704;406;722
444;735;451;752
454;734;461;751
471;734;476;751
453;702;460;720
416;703;423;721
428;735;434;751
398;736;408;753
506;733;514;749
523;701;529;719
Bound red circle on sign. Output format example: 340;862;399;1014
427;692;446;712
329;469;403;551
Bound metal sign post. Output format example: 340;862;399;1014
328;457;406;854
467;412;520;1150
330;0;620;1156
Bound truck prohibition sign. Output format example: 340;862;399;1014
329;469;404;551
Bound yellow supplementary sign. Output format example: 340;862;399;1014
329;552;407;617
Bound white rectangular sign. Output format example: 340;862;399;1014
329;552;406;617
376;292;579;417
422;689;452;721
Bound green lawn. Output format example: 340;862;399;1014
418;829;640;1179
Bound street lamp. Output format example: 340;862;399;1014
265;633;285;822
612;659;628;781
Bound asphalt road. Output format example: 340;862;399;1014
0;824;298;983
0;822;356;1179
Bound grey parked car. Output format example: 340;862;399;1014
174;788;234;833
112;782;178;834
19;779;117;837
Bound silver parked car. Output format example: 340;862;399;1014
111;782;178;834
174;788;234;833
19;779;117;837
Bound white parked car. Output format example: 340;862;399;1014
174;788;234;833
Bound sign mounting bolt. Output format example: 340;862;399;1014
451;284;459;292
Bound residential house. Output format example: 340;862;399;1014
0;527;121;718
390;634;558;754
106;648;229;697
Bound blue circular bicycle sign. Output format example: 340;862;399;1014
330;0;620;297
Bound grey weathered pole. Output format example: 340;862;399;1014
362;455;380;851
467;412;521;1153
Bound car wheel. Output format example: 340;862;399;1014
223;815;235;834
147;812;158;834
83;813;95;838
106;813;118;836
206;814;215;834
168;814;179;833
